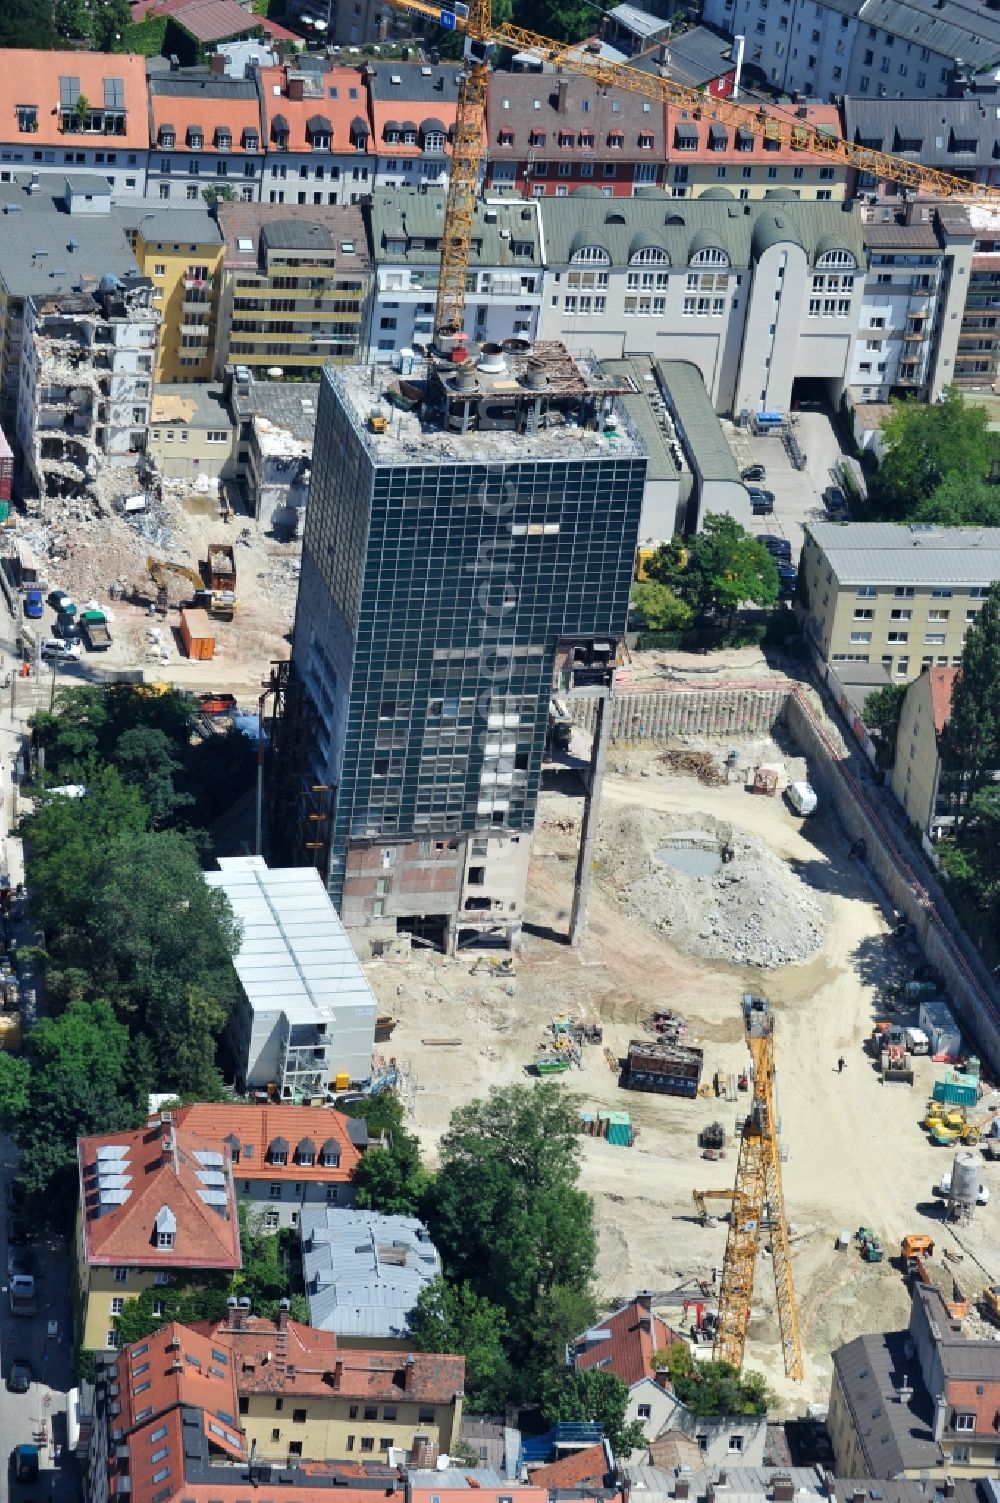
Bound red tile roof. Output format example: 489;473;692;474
193;1312;465;1403
258;63;373;152
487;73;664;162
0;49;150;151
528;1442;611;1488
114;1321;242;1436
573;1298;682;1388
132;0;259;41
149;81;263;153
174;1102;361;1185
79;1119;241;1271
929;665;960;739
664;101;843;168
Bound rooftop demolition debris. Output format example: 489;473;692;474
597;806;826;970
624;1037;705;1097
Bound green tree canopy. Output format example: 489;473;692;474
911;473;1000;528
631;581;693;633
941;583;1000;807
409;1278;514;1413
543;1367;648;1457
863;681;907;769
663;1343;772;1416
645;515;779;623
113;725;192;827
426;1083;596;1394
873;389;1000;518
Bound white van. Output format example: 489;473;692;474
787;780;817;816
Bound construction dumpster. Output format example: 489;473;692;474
933;1073;979;1108
179;607;215;661
920;998;962;1061
623;1038;703;1097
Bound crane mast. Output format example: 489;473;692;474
713;994;804;1381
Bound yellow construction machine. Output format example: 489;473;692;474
146;557;239;619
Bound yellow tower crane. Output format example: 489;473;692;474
389;0;1000;341
712;993;804;1381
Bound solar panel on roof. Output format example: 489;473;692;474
99;1187;130;1206
195;1151;224;1166
104;77;125;109
199;1188;229;1206
59;75;81;107
198;1170;226;1187
96;1144;128;1158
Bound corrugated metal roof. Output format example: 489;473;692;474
808;521;1000;585
205;857;377;1025
371;187;540;266
657;359;741;482
301;1207;441;1339
858;0;1000;67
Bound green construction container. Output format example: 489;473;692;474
606;1111;632;1147
933;1074;978;1107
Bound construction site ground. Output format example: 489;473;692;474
14;485;298;697
364;743;1000;1416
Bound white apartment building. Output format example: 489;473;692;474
365;191;543;361
538;189;866;416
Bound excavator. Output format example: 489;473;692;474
145;557;239;620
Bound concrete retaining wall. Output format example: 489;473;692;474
571;686;787;741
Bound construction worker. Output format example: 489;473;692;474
838;1055;846;1074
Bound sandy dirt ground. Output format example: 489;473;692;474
363;746;1000;1414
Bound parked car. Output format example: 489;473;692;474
7;1359;31;1394
742;464;766;484
757;534;792;561
6;1216;26;1246
11;1443;39;1482
747;486;775;515
7;1245;33;1278
22;590;43;619
40;638;82;661
48;589;76;615
824;485;849;516
54;613;81;641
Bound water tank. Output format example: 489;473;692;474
478;342;506;375
951;1148;984;1204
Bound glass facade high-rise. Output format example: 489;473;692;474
283;346;646;951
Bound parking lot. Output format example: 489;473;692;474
723;407;852;565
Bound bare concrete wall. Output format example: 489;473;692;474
570;685;787;741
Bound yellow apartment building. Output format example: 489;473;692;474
133;206;224;383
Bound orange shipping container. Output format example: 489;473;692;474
180;607;215;661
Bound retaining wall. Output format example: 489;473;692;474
580;677;1000;1078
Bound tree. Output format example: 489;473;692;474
543;1368;648;1457
203;185;238;205
631;581;693;633
662;1343;771;1417
0;1054;31;1131
352;1127;430;1216
410;1278;514;1413
514;0;595;41
912;473;1000;528
873;389;1000;519
942;583;1000;809
2;0;57;47
645;514;779;624
113;725;192;828
427;1084;596;1392
73;93;91;131
863;682;907;769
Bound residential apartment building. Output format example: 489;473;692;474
174;1102;364;1230
204;857;378;1095
847;204;970;403
260;59;374;207
147;74;264;205
704;0;1000;101
955;203;1000;389
74;1115;241;1353
367;62;461;191
200;1304;465;1462
365;191;543;361
215;201;371;374
890;664;959;840
572;1295;686;1452
277;347;644;951
17;272;159;503
485;73;668;198
830;1282;1000;1476
301;1208;441;1342
538;191;865;417
661;103;847;203
0;50;149;200
801;521;994;682
845;87;1000;198
133;205;223;383
147;383;235;478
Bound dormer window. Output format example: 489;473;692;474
242;127;259;151
384;120;401;144
187;126;203;149
158;125;175;148
224;1133;240;1165
422;130;445;152
16;106;38;134
296;1137;316;1167
529;129;545;147
498;129;514;147
153;1206;176;1251
271;113;289;149
307;114;332;149
214;126;232;151
402;128;417;146
350;115;369;150
268;1136;289;1166
321;1138;341;1169
638;131;654;150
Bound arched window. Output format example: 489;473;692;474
570;244;610;264
816;248;856;270
629;247;669;265
690;246;729;267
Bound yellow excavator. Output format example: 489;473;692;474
145;557;238;619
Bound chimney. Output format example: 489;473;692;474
211;51;226;74
675;1482;690;1500
773;1478;794;1503
944;1482;956;1500
412;1435;438;1468
556;77;569;113
288;75;305;101
277;1298;290;1331
934;1396;949;1442
636;1291;653;1313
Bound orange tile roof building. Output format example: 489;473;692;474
366;62;464;191
86;1318;412;1503
573;1294;683;1388
660;102;849;202
194;1306;465;1465
173;1101;366;1230
0;50;150;201
147;74;265;206
74;1115;241;1353
259;61;374;207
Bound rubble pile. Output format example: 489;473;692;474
597;807;826;970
